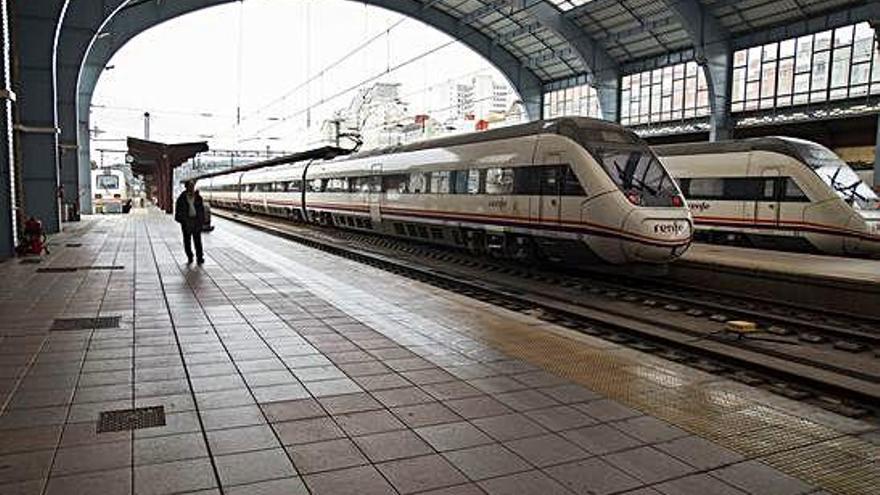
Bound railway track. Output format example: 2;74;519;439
213;208;880;421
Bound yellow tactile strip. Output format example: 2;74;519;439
438;300;880;495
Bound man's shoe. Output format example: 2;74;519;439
197;258;205;265
187;256;194;264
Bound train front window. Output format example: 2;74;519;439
791;141;880;210
586;145;681;206
566;122;679;206
97;175;119;190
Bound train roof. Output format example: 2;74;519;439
347;117;635;160
193;117;637;182
653;136;820;160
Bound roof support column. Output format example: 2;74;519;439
1;0;16;257
705;48;732;142
665;0;731;141
526;0;619;121
12;1;68;233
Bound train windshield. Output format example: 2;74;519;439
97;175;119;190
577;130;681;206
790;141;880;211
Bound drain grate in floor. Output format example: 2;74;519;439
36;267;77;273
51;316;121;331
66;243;83;247
19;258;42;264
84;265;125;271
97;406;165;433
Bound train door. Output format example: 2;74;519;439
369;163;382;225
535;152;563;224
753;168;781;228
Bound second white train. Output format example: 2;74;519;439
657;137;880;257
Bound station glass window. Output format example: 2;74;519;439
620;61;710;126
732;22;880;112
543;82;602;119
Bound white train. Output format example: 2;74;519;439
199;118;693;264
657;137;880;257
92;168;131;214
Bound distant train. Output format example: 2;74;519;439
92;168;131;214
199;117;693;265
657;137;880;257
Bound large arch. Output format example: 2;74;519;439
68;0;549;215
21;0;612;228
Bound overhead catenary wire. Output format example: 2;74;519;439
231;0;552;141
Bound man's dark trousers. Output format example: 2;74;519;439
182;219;203;262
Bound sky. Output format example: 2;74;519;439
90;0;515;164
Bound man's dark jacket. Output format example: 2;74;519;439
174;191;206;230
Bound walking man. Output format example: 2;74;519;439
174;180;206;264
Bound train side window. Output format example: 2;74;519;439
409;172;429;194
383;174;409;194
485;168;514;194
288;180;302;192
467;169;481;194
762;179;776;200
561;166;587;196
540;166;562;196
676;178;690;196
448;171;468;194
723;178;764;201
687;178;724;199
349;177;372;193
431;171;451;194
325;178;348;193
514;167;541;195
783;178;809;202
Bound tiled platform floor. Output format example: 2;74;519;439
0;209;876;495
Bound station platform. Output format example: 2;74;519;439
0;209;876;495
681;244;880;286
673;244;880;318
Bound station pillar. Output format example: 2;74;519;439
1;0;15;258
